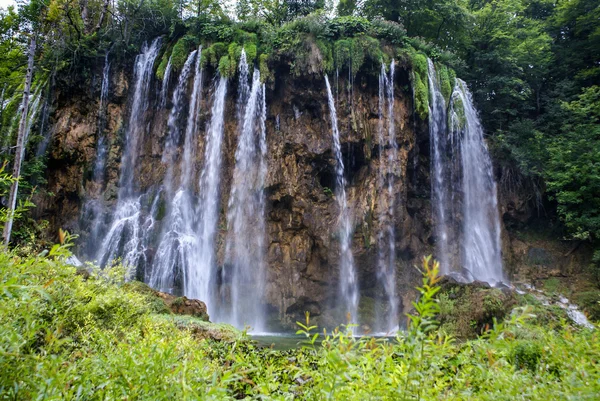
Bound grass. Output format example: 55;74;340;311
1;250;599;400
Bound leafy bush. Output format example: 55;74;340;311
0;252;599;399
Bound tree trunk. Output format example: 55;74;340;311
94;0;110;33
3;36;36;246
81;0;90;34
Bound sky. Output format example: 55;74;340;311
0;0;16;10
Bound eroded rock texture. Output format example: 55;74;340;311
35;58;440;329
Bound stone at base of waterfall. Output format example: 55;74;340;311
156;292;210;322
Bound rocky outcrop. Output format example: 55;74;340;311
156;291;209;321
45;53;600;330
34;57;436;330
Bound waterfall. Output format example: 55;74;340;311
324;75;358;324
428;59;453;275
163;50;197;192
221;67;267;330
148;49;198;292
83;53;112;252
95;38;161;269
159;56;173;108
428;59;504;284
149;48;204;293
193;76;228;307
93;52;111;185
375;61;399;332
451;80;504;284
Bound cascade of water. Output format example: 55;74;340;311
324;75;358;324
427;59;454;275
149;48;203;293
428;58;504;284
95;38;161;268
93;53;111;184
375;61;399;333
451;80;504;284
221;68;267;330
162;50;197;192
192;76;228;307
159;56;173;108
82;53;112;253
181;46;203;188
236;50;250;124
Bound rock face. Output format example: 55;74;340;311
34;57;450;329
156;291;210;321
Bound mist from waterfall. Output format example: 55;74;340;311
324;75;358;325
375;61;399;333
220;58;267;330
96;38;161;269
428;59;504;284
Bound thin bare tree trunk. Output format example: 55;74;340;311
94;0;110;33
3;36;36;246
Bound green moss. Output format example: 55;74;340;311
156;52;170;81
244;43;257;64
218;55;233;78
171;35;197;71
258;53;272;83
437;63;453;103
316;39;334;73
543;278;561;294
412;52;428;78
202;42;227;68
413;72;429;120
450;93;466;128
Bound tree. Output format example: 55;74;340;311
2;35;35;245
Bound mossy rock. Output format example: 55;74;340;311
153;315;241;342
437;277;517;339
122;280;171;315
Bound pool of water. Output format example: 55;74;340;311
251;333;320;351
251;333;397;351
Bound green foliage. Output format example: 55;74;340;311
170;35;197;71
412;72;429;120
437;63;453;102
218;55;234;78
0;251;599;398
510;340;543;372
258;53;272;83
545;86;600;241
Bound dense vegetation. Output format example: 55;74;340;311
1;249;598;399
